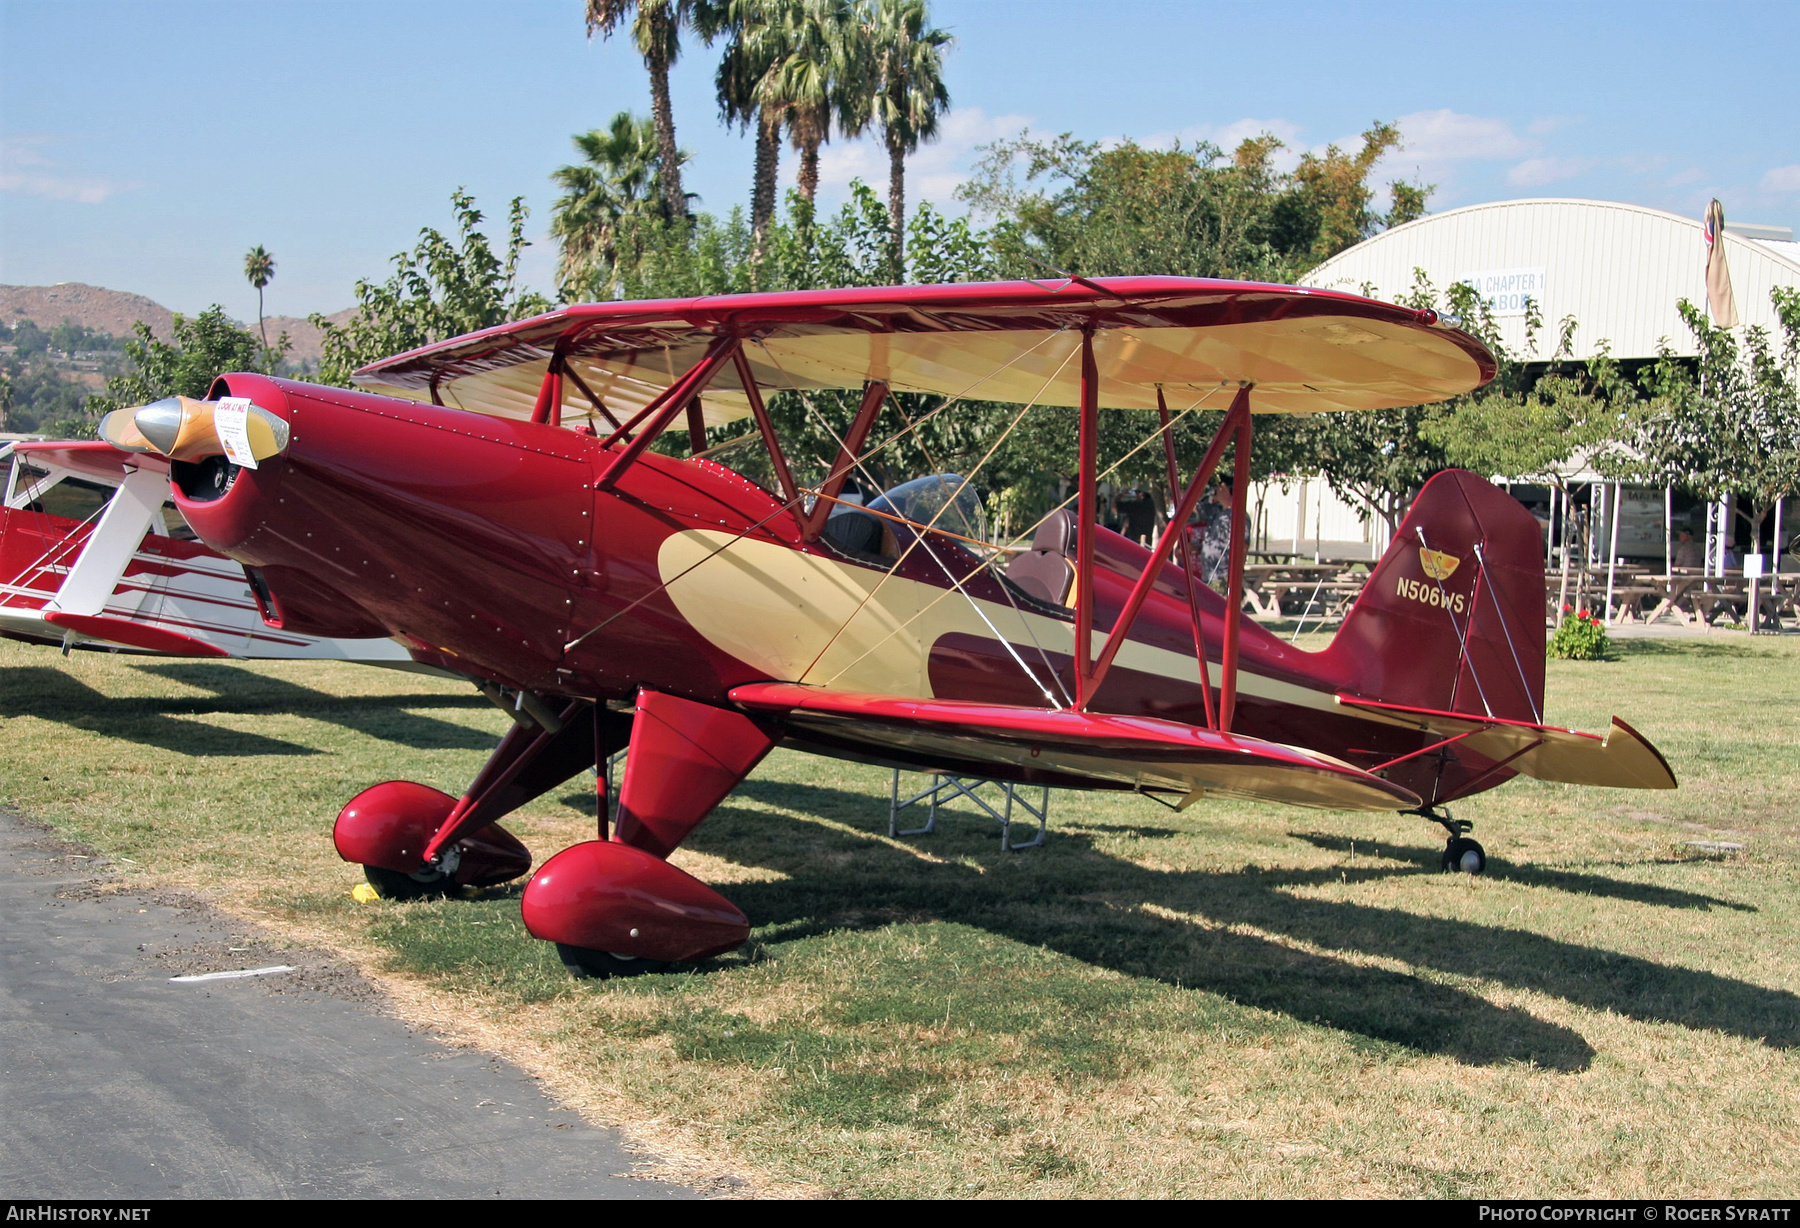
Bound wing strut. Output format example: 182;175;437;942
562;362;621;430
732;346;802;509
1157;387;1215;730
1086;386;1251;725
1072;328;1100;707
530;360;563;427
804;380;889;541
593;335;740;491
1220;401;1253;731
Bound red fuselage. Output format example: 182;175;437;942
175;374;1539;806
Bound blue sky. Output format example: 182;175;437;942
3;0;1796;323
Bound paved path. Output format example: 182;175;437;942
0;810;700;1199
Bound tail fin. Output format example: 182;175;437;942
1322;470;1545;724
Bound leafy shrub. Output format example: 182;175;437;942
1548;605;1610;660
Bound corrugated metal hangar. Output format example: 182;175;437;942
1300;197;1799;361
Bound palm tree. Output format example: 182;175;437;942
775;0;864;209
585;0;700;221
551;112;670;299
867;0;951;274
710;0;792;256
243;245;275;349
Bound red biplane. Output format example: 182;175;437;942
97;276;1675;976
0;439;418;665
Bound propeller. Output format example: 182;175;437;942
98;395;289;465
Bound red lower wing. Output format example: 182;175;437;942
730;682;1422;813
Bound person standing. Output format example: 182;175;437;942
1196;477;1233;586
1674;528;1704;569
1116;486;1156;545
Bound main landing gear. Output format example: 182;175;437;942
331;688;773;979
1407;807;1486;875
335;780;533;899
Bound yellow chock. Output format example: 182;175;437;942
351;882;380;903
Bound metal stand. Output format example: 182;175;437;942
888;770;1050;851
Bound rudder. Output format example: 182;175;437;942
1321;470;1545;724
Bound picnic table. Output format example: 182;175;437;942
1603;569;1798;629
1240;562;1369;619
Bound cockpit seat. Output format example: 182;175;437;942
821;508;884;556
1005;509;1075;606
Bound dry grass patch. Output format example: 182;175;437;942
2;634;1797;1196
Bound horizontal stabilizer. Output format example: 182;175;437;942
1334;696;1677;791
731;682;1422;812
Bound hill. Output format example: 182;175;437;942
0;283;352;365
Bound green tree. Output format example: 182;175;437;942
85;307;287;434
551;112;678;300
1634;288;1800;558
314;190;551;388
585;0;702;221
1275;122;1414;267
243;244;275;351
1306;271;1506;538
959;123;1424;284
867;0;952;275
1419;276;1630;608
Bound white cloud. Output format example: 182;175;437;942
1760;164;1800;194
1392;110;1535;163
1366;110;1547;202
1506;156;1594;187
812;105;1030;212
0;136;140;204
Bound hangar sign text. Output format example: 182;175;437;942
1458;267;1548;318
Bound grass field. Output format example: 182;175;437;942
2;632;1797;1197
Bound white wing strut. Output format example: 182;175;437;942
45;468;165;617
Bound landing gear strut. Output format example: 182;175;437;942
1406;807;1486;875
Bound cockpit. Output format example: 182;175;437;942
819;473;985;559
816;471;1082;611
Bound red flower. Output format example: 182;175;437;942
1562;603;1572;613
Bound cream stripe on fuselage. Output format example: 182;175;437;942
657;530;1342;716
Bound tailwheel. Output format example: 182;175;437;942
1442;837;1486;875
1405;806;1486;875
362;864;459;900
555;944;670;979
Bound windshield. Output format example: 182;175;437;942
868;473;987;545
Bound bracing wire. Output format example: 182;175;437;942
872;385;1076;707
794;382;1067;708
0;498;110;610
774;341;1076;687
561;328;1075;654
817;382;1232;691
1415;525;1495;719
1471;540;1543;725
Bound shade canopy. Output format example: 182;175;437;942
351;276;1497;429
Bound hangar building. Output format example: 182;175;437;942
1248;198;1798;569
